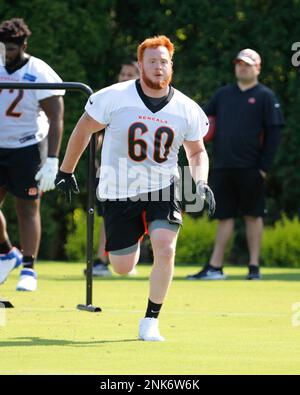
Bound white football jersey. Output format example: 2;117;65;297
0;56;64;148
85;79;208;199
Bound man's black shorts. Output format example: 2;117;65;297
210;168;266;219
95;178;104;216
101;183;182;252
0;140;47;200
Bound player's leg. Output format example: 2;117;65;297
138;184;182;341
209;218;235;268
8;143;45;290
109;242;140;275
148;226;178;304
0;187;9;244
240;168;265;280
15;197;41;260
208;169;238;272
90;222;111;276
109;232;139;276
244;215;263;267
0;163;23;284
0;159;10;244
14;199;40;292
138;221;179;342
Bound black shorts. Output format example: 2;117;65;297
210;168;266;219
0;140;47;200
95;178;104;216
102;183;182;252
95;198;104;216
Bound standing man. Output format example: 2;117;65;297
187;49;284;281
91;60;140;277
118;61;140;83
0;18;64;291
55;35;215;341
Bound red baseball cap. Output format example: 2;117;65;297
235;48;261;66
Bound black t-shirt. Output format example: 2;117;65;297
146;94;168;107
205;83;284;169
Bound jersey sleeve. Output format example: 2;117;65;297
84;87;114;125
263;90;285;127
184;102;209;141
35;62;65;101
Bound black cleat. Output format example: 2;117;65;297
186;264;226;280
246;265;262;280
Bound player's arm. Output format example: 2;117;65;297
55;112;106;203
60;112;105;172
34;96;64;192
40;95;64;156
183;139;215;215
183;139;209;183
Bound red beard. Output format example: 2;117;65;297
141;69;173;90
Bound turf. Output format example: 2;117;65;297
0;262;300;375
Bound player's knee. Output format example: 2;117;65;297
109;255;135;275
154;242;175;261
16;200;39;218
112;264;134;275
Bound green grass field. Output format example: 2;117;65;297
1;262;300;375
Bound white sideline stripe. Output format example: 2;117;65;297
15;307;288;317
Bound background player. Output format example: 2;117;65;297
0;18;64;291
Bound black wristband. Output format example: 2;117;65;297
58;170;73;178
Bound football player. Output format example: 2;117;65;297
56;35;214;341
0;18;64;291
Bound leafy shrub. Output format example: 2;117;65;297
176;215;222;264
261;216;300;267
65;208;102;262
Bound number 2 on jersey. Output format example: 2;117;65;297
128;122;174;163
0;89;24;117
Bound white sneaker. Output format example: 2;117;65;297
138;317;165;341
0;247;23;284
84;263;112;277
127;267;138;276
16;268;37;291
93;264;112;277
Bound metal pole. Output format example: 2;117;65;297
0;82;101;312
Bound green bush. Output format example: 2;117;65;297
65;208;103;262
64;210;300;267
65;210;219;264
261;216;300;267
176;215;221;264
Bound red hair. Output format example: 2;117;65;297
137;35;174;62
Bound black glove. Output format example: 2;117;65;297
55;170;80;204
196;180;216;216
